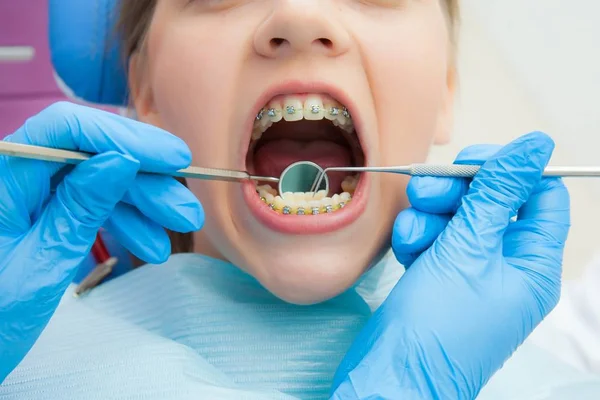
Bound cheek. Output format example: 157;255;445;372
146;23;247;167
358;21;449;163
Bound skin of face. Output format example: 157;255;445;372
129;0;455;305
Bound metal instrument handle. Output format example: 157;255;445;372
0;141;279;183
410;164;481;178
409;164;600;178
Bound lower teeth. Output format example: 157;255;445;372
256;175;358;216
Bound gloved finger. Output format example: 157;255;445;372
407;177;468;214
437;132;555;259
391;208;451;267
5;102;191;179
120;174;204;234
407;145;502;214
103;202;172;264
453;144;503;165
17;151;139;294
395;145;503;267
502;178;570;310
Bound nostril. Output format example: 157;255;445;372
265;37;336;53
317;38;333;48
270;38;286;47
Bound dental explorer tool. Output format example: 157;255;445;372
0;142;280;184
308;164;600;194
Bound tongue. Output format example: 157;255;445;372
253;139;353;193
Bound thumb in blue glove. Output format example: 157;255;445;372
331;132;570;399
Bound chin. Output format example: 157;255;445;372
225;216;393;305
251;249;375;305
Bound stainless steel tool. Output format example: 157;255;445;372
5;142;600;195
0;141;280;183
308;164;600;194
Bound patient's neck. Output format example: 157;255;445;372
192;231;227;260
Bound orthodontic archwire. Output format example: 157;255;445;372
255;105;351;120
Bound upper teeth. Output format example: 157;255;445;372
252;94;354;141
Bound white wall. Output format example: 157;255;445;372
428;1;600;278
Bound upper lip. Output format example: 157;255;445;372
239;80;367;170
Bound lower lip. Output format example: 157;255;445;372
242;174;369;234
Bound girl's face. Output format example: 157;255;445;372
131;0;455;304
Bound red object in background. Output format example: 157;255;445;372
76;232;118;296
91;233;111;264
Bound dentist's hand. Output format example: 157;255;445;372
331;132;570;399
0;102;203;382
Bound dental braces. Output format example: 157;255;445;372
259;196;349;215
255;106;351;121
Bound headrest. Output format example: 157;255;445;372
48;0;128;106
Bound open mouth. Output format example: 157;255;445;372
241;90;369;234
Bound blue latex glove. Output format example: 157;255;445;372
0;102;204;382
331;132;570;399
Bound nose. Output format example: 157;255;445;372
254;1;351;58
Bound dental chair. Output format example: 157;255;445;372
49;0;128;107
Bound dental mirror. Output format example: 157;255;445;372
278;161;329;199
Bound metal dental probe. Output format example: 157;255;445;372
308;164;600;195
0;142;280;184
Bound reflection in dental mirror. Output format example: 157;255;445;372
278;161;329;199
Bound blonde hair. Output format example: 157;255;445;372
447;0;460;43
116;0;459;255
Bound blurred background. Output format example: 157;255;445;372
429;0;600;279
1;0;598;278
